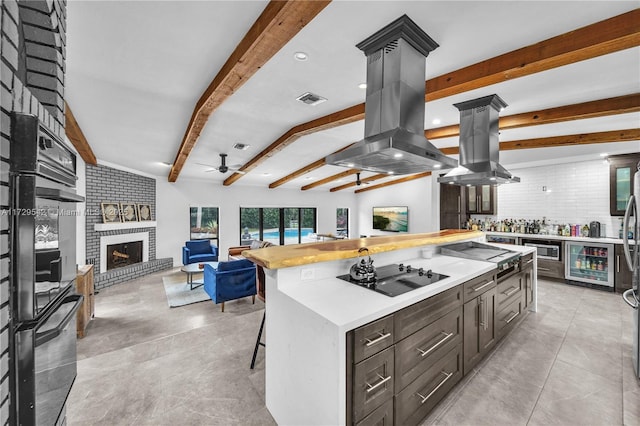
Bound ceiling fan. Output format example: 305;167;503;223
197;153;245;174
355;173;370;186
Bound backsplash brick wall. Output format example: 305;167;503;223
2;0;66;424
85;164;172;288
487;159;617;235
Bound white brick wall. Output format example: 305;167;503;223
486;159;618;236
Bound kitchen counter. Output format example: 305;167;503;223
263;235;535;425
485;231;632;245
243;229;484;269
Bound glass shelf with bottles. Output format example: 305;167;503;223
567;245;610;284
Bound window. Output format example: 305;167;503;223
190;207;219;246
336;208;349;238
239;208;317;245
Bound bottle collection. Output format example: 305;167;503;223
467;217;594;237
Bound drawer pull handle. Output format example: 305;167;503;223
538;267;551;271
416;371;454;404
525;259;534;265
503;286;519;297
416;332;454;357
364;332;391;347
505;311;520;324
365;373;392;393
472;280;494;292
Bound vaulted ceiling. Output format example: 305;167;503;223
64;1;640;192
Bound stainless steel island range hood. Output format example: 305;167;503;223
438;94;520;185
325;15;457;174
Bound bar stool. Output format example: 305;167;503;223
250;266;266;369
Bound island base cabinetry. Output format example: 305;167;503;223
347;286;463;426
395;344;462;426
462;270;497;375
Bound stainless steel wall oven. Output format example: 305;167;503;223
10;113;84;425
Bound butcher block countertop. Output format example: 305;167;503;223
242;229;484;269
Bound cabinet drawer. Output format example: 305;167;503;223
353;347;395;423
394;307;462;393
394;343;462;426
520;253;534;268
394;286;462;341
462;270;497;303
497;297;523;339
496;273;523;308
537;258;564;279
353;315;394;363
355;398;393;426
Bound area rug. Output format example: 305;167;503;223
162;276;210;308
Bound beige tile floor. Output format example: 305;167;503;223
67;268;640;425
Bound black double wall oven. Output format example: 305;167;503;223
10;113;84;425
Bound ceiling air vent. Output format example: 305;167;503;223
233;143;250;151
296;92;327;106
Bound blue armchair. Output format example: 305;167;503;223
182;240;218;265
203;259;257;312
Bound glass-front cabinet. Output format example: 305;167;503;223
609;153;640;216
565;242;614;288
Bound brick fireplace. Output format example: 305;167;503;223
86;164;172;289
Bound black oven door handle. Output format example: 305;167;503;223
35;294;83;347
35;187;85;203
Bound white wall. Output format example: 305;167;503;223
356;175;439;236
67;136;86;266
488;159;618;236
156;179;358;265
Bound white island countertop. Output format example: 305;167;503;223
276;244;535;333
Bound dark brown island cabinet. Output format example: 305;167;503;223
615;244;635;293
346;253;534;426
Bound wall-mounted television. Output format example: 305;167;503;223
372;206;408;232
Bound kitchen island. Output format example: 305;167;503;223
243;231;536;425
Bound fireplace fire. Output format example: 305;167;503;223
106;241;143;270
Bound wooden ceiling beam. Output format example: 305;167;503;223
329;173;388;192
223;9;640;186
225;105;364;186
355;172;432;194
268;143;355;189
168;0;331;182
499;128;640;151
425;93;640;140
64;101;97;165
301;169;360;191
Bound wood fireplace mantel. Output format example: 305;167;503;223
94;221;157;232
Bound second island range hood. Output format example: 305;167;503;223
437;94;520;185
325;15;457;175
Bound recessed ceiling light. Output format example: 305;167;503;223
489;177;496;181
433;164;441;169
294;51;308;61
305;177;314;180
599;153;608;157
387;171;394;175
346;163;354;168
394;153;403;158
358;83;367;89
262;173;271;177
448;182;454;185
159;162;172;167
432;118;441;125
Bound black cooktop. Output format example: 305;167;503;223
337;263;449;297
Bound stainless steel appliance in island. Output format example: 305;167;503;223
9;113;85;425
622;161;640;378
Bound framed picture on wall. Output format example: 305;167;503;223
137;204;152;221
120;203;138;222
101;202;121;223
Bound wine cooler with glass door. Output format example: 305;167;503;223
565;242;614;288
